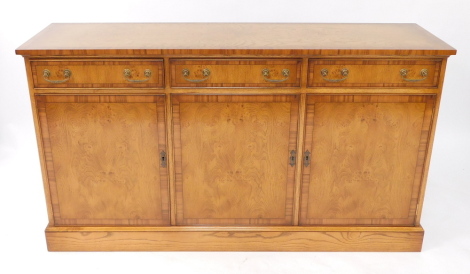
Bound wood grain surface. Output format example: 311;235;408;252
45;225;424;251
36;95;169;225
173;95;298;225
32;60;164;88
308;59;440;87
17;23;456;252
170;59;301;87
16;23;456;56
300;95;436;225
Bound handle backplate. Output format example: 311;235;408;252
43;69;72;84
320;68;349;83
400;68;428;82
182;68;211;83
123;69;152;83
262;68;290;83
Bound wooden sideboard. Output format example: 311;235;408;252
16;23;456;251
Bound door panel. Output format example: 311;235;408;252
173;95;299;225
300;95;435;225
36;95;169;225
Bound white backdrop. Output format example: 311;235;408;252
1;1;469;273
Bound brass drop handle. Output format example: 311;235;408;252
320;68;349;82
262;68;290;82
182;68;211;83
123;69;152;82
43;69;72;84
400;68;428;82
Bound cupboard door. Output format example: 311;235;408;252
36;95;169;225
300;95;435;225
173;95;299;225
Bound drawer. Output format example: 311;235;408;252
170;59;301;87
308;59;440;87
31;60;164;88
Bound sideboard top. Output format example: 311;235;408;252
16;23;456;56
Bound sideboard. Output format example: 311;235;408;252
16;23;456;251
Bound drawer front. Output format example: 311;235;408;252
170;59;301;87
308;59;440;87
32;60;164;88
